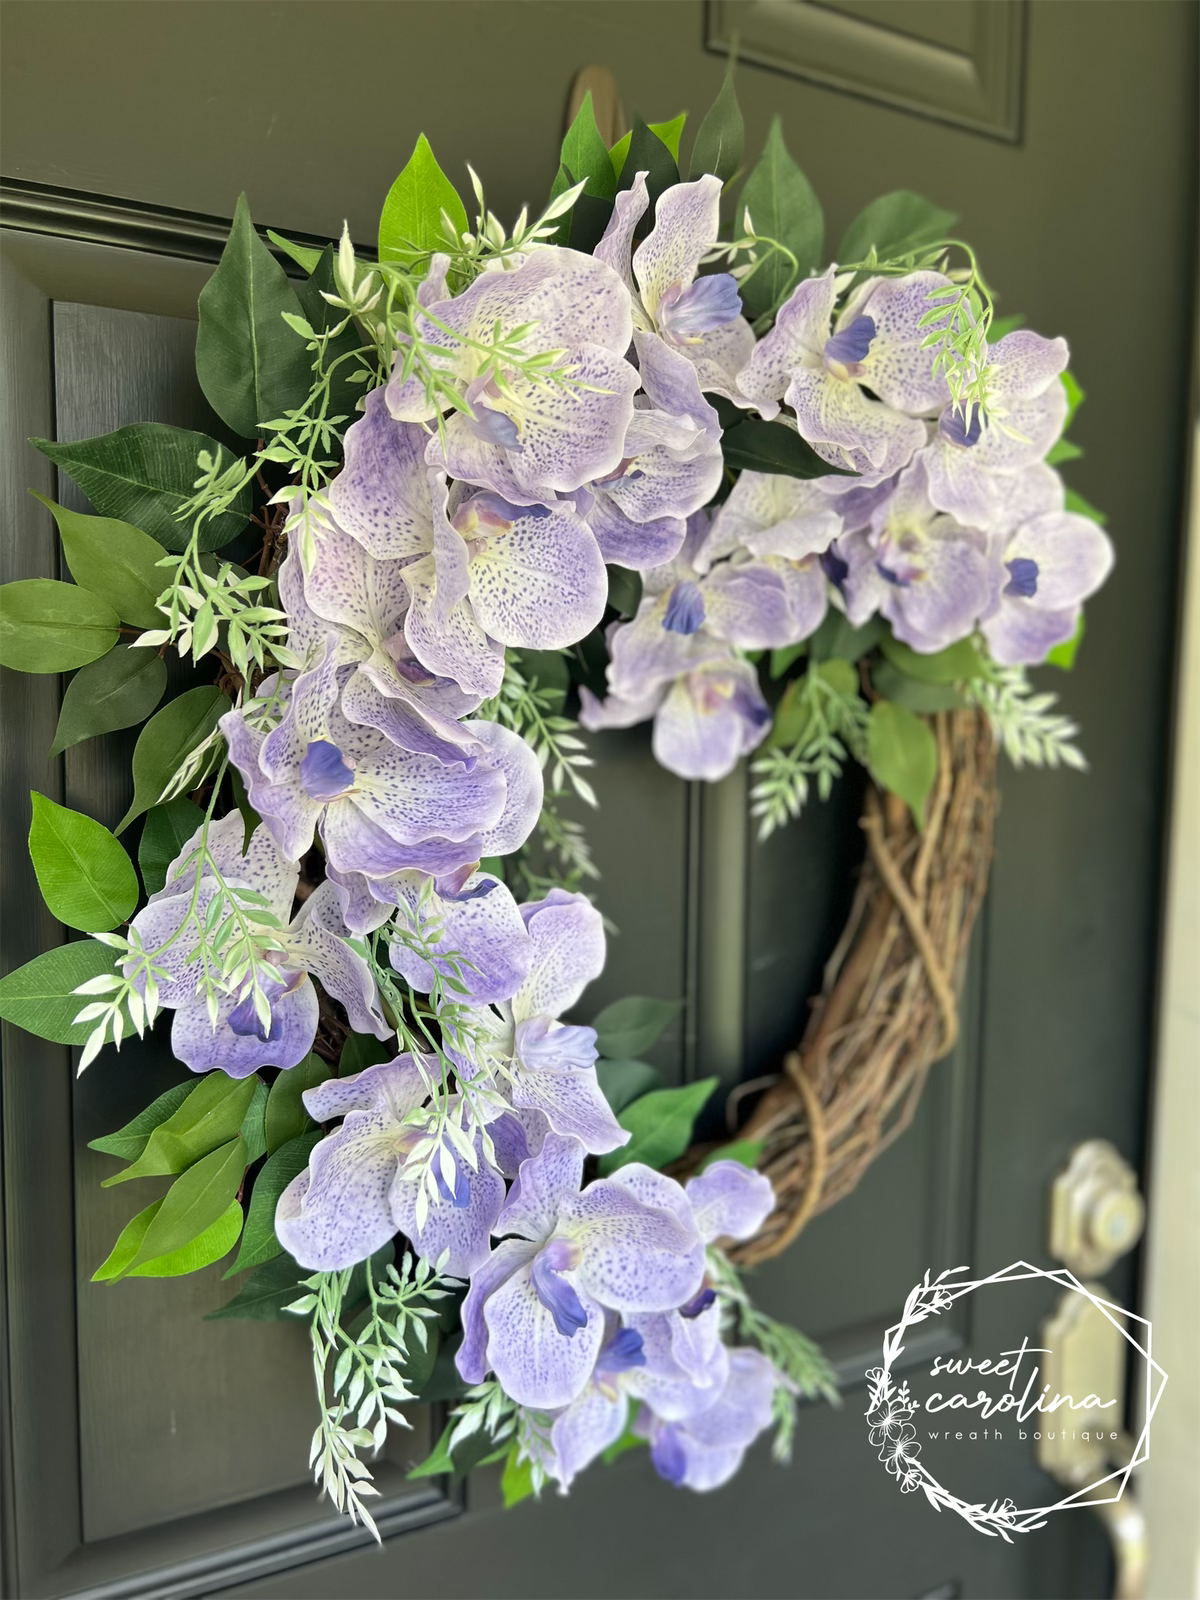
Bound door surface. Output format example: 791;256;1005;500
1;4;1195;1598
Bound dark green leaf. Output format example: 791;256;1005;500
806;612;884;663
117;685;230;833
592;995;682;1059
837;190;957;267
196;193;313;439
29;792;139;931
513;647;569;713
1044;438;1083;467
1046;611;1085;670
596;1058;664;1114
87;1080;194;1160
138;797;205;895
33;423;251;553
879;634;984;684
1064;487;1107;526
769;643;807;680
409;1414;501;1481
206;1251;305;1320
102;1074;257;1186
615;117;680;213
0;940;119;1044
227;1129;320;1275
700;1138;764;1172
867;701;937;827
239;1073;269;1165
51;646;167;758
720;417;851;480
606;565;643;620
690;56;744;183
599;1077;719;1175
124;1135;246;1272
612;113;687;178
378;134;469;269
33;493;168;628
737;118;823;321
338;1032;390;1077
0;579;119;672
229;763;261;855
871;659;965;712
264;1053;332;1154
561;92;617;203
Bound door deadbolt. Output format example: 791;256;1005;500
1049;1140;1145;1277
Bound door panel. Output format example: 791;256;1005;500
2;2;1195;1596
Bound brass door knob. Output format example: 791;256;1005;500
1049;1140;1146;1276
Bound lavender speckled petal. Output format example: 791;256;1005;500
1000;510;1114;609
584;491;687;571
594;172;650;317
769;555;831;641
170;981;318;1077
322;864;396;935
676;316;758;407
633;332;723;437
735;267;839;415
350;724;506;845
389;1146;506;1277
220;708;324;864
456;495;608;649
512;890;606;1022
303;1054;428;1123
456;1236;539;1384
496;1132;586;1244
547;1385;630;1490
440;246;637;362
880;531;993;654
339;669;484;766
483;1259;605;1409
926;385;1068;521
509;1048;628;1156
564;1180;706;1314
388;871;533;1005
601;427;724;530
259;637;342;783
577;681;666;732
156;812;297;920
981;599;1082;666
786;367;926;477
487;1109;549;1177
986;330;1069;401
702;472;843;569
601;1162;695;1231
701;560;805;649
320;795;480;879
625;1307;728;1414
605;598;731;701
685;1161;775;1244
457;717;544;857
632;176;722;324
287;880;391;1039
326;387;435;559
652;659;771;782
302;508;413;656
853;273;953;415
274;1110;403;1270
401;554;506;699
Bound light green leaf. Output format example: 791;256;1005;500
867;701;938;827
264;1053;332;1154
265;229;325;274
807;612;884;664
610;112;687;177
0;940;119;1044
690;56;743;183
598;1077;719;1175
837;190;957;266
500;1446;536;1509
596;1058;664;1114
87;1080;194;1161
592;996;682;1060
378;134;469;269
196;193;313;439
129;1201;242;1277
50;645;167;758
32;423;250;553
1046;612;1085;670
240;1073;270;1165
117;685;230;834
699;1138;764;1172
29;792;138;932
137;797;205;895
1044;438;1083;467
1061;369;1085;430
879;634;984;684
206;1252;305;1320
0;578;119;672
737;117;823;321
102;1074;258;1186
872;659;964;713
1064;487;1107;526
227;1129;320;1275
92;1198;162;1281
124;1136;246;1273
32;493;168;628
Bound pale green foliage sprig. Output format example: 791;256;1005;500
707;1247;839;1463
750;663;870;840
445;1377;519;1462
707;221;801;327
137;543;296;681
483;659;598;807
966;665;1087;770
287;1253;455;1541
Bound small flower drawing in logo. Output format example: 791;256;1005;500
879;1424;921;1477
993;1498;1018;1526
899;1466;923;1494
867;1395;914;1447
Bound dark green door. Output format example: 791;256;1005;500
1;3;1193;1596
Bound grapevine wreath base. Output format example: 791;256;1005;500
691;709;997;1265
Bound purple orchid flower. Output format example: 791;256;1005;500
385;246;640;504
922;331;1070;533
701;469;845;570
981;507;1114;665
275;1055;504;1277
127;815;390;1078
455;1133;706;1410
736;267;943;480
636;1345;780;1491
322;385;440;561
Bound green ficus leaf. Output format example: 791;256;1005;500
0;939;119;1045
720;416;850;480
596;1058;664;1114
690;56;744;184
137;796;206;896
500;1446;536;1509
117;685;230;834
699;1139;765;1172
227;1129;321;1276
101;1073;259;1186
737;117;823;322
871;659;965;713
32;493;168;629
614;117;681;212
837;190;958;267
611;113;687;180
264;229;324;275
206;1252;306;1321
50;646;167;758
867;701;938;827
561;92;618;204
124;1135;246;1273
378;134;469;269
806;612;884;664
32;424;251;554
87;1080;195;1161
0;579;120;672
196;193;314;439
592;996;682;1060
28;792;139;932
240;1073;270;1165
598;1077;719;1176
1046;612;1085;670
264;1053;332;1154
93;1195;242;1281
879;634;984;684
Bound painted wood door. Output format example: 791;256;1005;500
1;3;1194;1596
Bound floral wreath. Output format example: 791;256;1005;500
0;67;1112;1531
